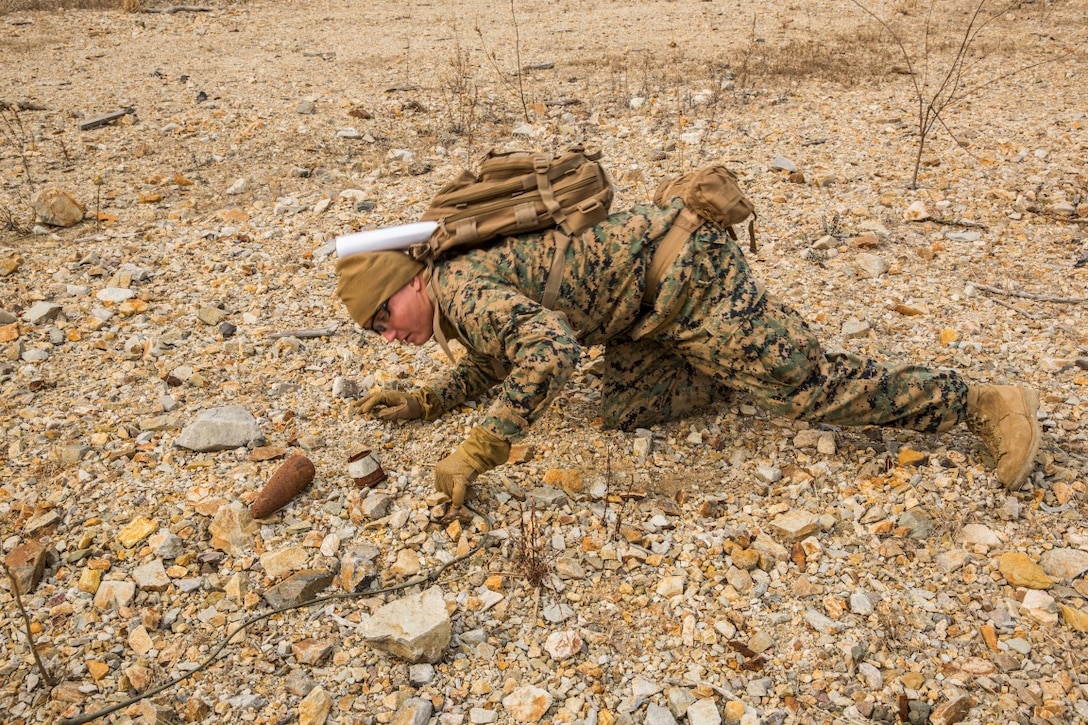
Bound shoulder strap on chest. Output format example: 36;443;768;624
426;270;457;364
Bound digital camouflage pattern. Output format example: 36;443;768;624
425;203;968;442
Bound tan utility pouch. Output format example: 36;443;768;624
643;165;757;304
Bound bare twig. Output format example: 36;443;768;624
509;0;530;123
969;281;1087;305
144;6;212;13
907;216;989;230
266;326;337;339
2;562;56;688
986;296;1044;320
0;100;46;112
1026;209;1088;226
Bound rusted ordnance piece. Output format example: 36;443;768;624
250;454;316;519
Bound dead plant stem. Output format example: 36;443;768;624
970;281;1087;305
2;562;56;688
509;0;530;123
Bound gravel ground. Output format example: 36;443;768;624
1;1;1087;724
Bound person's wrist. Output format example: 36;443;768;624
462;426;510;471
412;387;444;421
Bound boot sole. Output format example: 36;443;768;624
1006;387;1042;491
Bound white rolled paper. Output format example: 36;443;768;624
335;220;438;258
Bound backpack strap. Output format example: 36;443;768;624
427;230;569;366
642;208;703;305
541;231;571;309
426;270;457;364
534;153;568;232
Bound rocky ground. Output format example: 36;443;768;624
2;1;1087;724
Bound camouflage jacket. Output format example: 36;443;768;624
426;203;761;441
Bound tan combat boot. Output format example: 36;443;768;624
965;385;1041;491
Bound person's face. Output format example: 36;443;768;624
366;275;434;345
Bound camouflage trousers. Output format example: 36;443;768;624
600;229;969;432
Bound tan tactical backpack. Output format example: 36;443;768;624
415;146;614;359
414;146;613;262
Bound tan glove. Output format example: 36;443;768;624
435;426;511;508
353;387;442;422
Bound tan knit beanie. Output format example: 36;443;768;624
335;251;425;327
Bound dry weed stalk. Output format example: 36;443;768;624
1;105;34;187
848;0;1083;188
511;498;553;588
474;0;532;126
440;40;481;148
120;0;141;12
1;105;37;233
2;562;56;688
508;0;530;124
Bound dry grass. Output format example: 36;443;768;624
510;499;555;588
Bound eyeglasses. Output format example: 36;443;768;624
367;299;391;333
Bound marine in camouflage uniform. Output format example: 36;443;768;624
336;203;1040;510
427;202;966;439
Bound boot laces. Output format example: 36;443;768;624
966;411;1005;462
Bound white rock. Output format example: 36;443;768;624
854;253;888;278
903;200;930;221
656;575;686;598
793;429;821;448
391;698;432;725
148;530;185;558
842;318;871;338
1020;589;1058;625
319;533;340;557
132;559;170;591
768;510;821;542
816;431;837;454
1038;548;1088;581
470;707;498;724
805;608;842;634
544;630;583;661
956;524;1003;547
359;586;451;663
858;661;883;689
260;546;309;578
502;684;552;722
645;703;678;725
22;302;62;325
771;155;797;172
175;405;263;451
298;686;331;725
754;465;781;483
936;549;969;573
32;187;84;227
849;592;874;615
96;287;135;303
93;580;136;611
226;178;249;195
686;698;722;725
